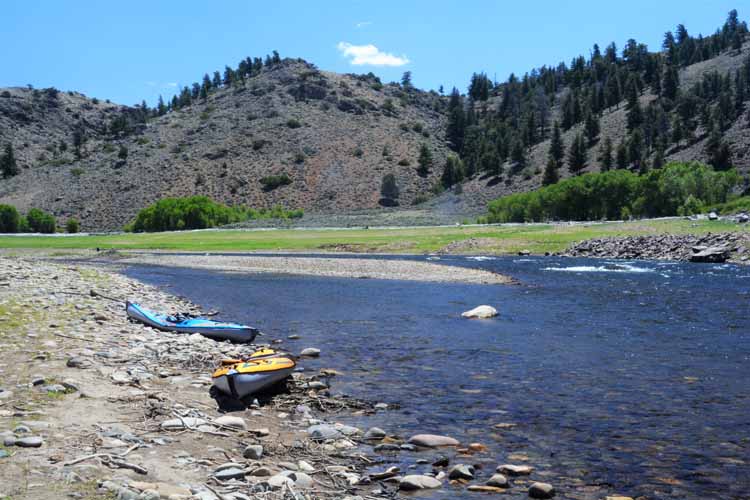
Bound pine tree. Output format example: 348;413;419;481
584;112;600;145
567;133;587;174
598;136;613;171
627;97;643;131
542;157;559;185
615;140;629;169
401;71;413;89
380;174;399;203
628;129;645;171
416;144;433;177
212;71;222;87
203;73;212;91
446;88;466;152
510;138;526;169
706;127;732;170
441;155;465;188
549;121;565;163
663;65;680;100
1;143;19;178
652;147;665;169
157;95;166;116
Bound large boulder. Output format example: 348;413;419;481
689;245;731;263
461;305;498;319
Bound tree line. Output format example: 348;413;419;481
0;205;78;233
439;10;749;188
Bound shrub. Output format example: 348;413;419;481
286;118;302;128
0;204;20;233
66;218;80;233
260;174;292;191
353;147;364;158
485;161;738;223
252;139;269;151
130;196;245;232
397;159;410;166
293;152;305;164
26;208;56;233
118;145;128;160
71;167;83;177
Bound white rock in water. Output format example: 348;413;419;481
529;481;556;499
408;434;459;447
300;348;320;357
461;305;498;319
399;474;442;490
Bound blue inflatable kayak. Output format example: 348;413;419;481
126;301;258;343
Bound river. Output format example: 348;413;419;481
122;255;750;499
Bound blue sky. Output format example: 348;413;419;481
2;1;742;106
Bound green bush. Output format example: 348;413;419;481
26;208;56;233
485;161;738;223
130;196;245;232
0;204;20;233
66;218;80;233
710;196;750;214
260;174;292;191
286;118;302;128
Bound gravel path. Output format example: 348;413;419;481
118;253;514;285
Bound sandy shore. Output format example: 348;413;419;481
116;253;515;285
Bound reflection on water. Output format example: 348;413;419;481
124;256;750;499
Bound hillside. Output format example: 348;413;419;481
435;38;750;215
0;60;449;230
2;11;750;231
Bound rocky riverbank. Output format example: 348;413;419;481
563;231;750;264
112;253;514;285
0;256;581;500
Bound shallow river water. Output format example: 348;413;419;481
123;255;750;499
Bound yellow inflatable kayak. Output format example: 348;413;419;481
212;349;296;400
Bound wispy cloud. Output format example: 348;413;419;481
164;82;178;88
355;21;372;29
337;42;409;67
145;81;178;89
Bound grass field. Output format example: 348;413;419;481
0;219;744;255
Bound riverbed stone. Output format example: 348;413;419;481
16;436;43;448
461;305;498;319
242;445;263;460
529;482;555;498
214;467;246;481
160;417;207;430
214;415;246;430
469;485;507;493
300;348;320;357
307;424;341;441
448;464;474;480
408;434;459;447
268;471;313;489
363;427;386;440
487;473;509;487
497;464;534;476
399;474;442;490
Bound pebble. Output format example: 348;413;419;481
448;464;474;480
0;449;8;458
363;427;386;440
486;473;509;487
42;384;67;393
307;424;342;441
66;357;91;368
468;485;507;493
399;474;442;490
16;436;44;448
497;464;534;476
408;434;460;447
160;417;207;430
373;443;401;452
214;467;246;481
529;482;555;499
300;347;320;357
250;466;273;477
3;436;16;447
268;471;313;489
433;456;450;467
242;445;263;460
214;415;246;430
298;460;315;472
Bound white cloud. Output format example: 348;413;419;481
337;42;409;67
164;82;178;88
355;21;372;29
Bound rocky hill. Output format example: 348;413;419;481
434;39;750;215
2;29;750;231
0;60;449;230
